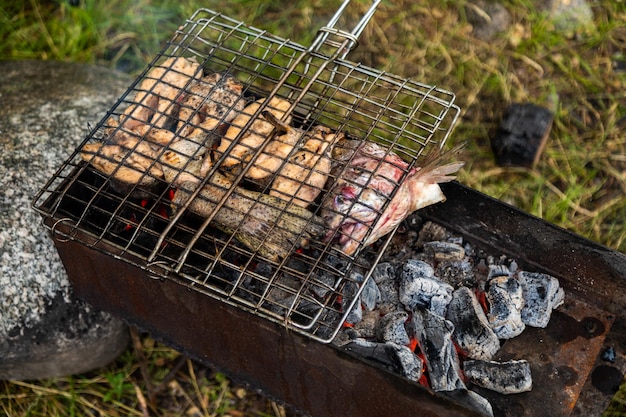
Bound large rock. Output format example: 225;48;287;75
0;60;131;379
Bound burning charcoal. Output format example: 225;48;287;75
487;263;511;280
371;262;400;315
410;309;466;392
416;221;453;248
387;342;423;383
265;278;298;314
399;260;453;316
486;275;525;339
518;271;565;328
424;241;465;262
436;258;476;288
360;277;381;312
372;262;398;285
376;311;410;346
342;340;422;383
311;253;348;298
463;359;532;394
441;390;494;417
343;281;363;325
446;287;500;361
352;310;380;339
309;272;337;299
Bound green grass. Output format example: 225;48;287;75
1;0;625;415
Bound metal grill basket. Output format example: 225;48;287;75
33;0;460;342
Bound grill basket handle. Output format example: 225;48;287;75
308;0;382;59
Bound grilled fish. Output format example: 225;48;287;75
176;73;247;138
265;118;340;207
79;136;163;187
119;57;201;131
321;139;464;255
214;97;292;179
160;137;324;261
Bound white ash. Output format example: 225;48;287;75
386;342;423;383
376;310;410;345
409;309;466;392
370;262;400;315
519;271;565;328
463;359;532;394
342;339;422;382
360;275;381;312
486;274;525;339
399;260;453;316
423;241;465;262
487;263;512;280
446;286;500;361
343;280;363;325
352;310;380;339
435;258;476;288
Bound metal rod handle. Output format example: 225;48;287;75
309;0;382;59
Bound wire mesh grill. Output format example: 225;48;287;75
33;3;460;342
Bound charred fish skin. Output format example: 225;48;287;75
173;179;325;262
321;140;465;256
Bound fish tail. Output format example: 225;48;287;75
413;142;466;184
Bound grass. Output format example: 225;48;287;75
1;0;625;415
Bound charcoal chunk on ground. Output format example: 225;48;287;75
491;103;554;168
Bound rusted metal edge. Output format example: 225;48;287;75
43;181;626;417
49;232;484;417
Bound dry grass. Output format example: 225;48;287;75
1;0;625;416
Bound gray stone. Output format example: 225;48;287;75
465;1;512;41
0;60;131;379
541;0;595;36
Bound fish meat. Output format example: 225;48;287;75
159;137;325;261
119;57;201;131
214;97;292;179
79;135;163;187
321;139;464;255
176;73;246;138
253;113;340;207
83;69;247;186
268;124;337;207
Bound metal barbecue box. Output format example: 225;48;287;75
32;2;626;417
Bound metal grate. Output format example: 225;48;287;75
32;0;460;342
